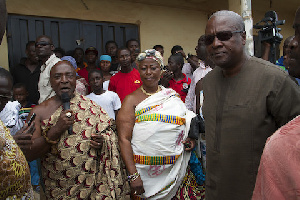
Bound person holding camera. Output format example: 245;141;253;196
253;7;300;200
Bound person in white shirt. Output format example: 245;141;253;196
36;35;61;104
86;69;121;120
185;35;213;112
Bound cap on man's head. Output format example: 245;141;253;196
85;47;98;56
61;56;77;69
100;55;112;62
294;7;300;28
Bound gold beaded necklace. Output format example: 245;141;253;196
141;86;161;96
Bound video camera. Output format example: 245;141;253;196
253;11;285;64
254;11;285;44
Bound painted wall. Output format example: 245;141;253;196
1;0;297;70
0;0;209;69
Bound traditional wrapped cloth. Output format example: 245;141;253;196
132;86;200;199
40;93;130;199
0;120;33;199
0;101;24;135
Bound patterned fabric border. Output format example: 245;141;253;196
135;104;160;117
19;107;32;115
134;154;181;165
135;94;180;117
133;196;147;200
135;113;185;125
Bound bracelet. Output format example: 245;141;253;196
128;171;140;182
42;126;59;145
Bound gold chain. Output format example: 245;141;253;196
141;85;161;96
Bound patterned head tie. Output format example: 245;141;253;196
137;49;164;68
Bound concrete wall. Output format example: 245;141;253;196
0;0;209;69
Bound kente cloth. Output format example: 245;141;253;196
0;120;33;199
40;93;130;200
252;115;300;200
132;86;196;199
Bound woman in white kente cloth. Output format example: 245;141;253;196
117;49;205;199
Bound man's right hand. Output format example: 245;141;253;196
49;109;75;139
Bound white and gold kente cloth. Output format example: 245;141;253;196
132;86;195;199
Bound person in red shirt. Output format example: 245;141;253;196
78;47;99;93
160;54;191;102
108;48;142;102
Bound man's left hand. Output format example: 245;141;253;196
14;122;35;151
90;134;104;149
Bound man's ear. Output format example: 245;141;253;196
242;31;246;45
50;44;55;51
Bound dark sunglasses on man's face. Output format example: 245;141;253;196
35;41;52;47
204;30;244;45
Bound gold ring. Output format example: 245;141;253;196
66;112;72;118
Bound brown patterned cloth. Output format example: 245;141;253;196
0;120;34;199
40;93;130;199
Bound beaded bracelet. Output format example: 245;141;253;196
42;126;59;145
128;171;140;182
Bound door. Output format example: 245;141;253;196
6;14;139;69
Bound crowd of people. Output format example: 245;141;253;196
1;0;300;199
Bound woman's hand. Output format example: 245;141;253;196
130;177;145;196
182;137;196;151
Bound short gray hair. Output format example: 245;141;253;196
210;10;245;31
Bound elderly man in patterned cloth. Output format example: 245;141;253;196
23;60;130;199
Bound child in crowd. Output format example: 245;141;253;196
13;83;35;121
12;83;40;192
86;69;121;120
160;53;191;102
99;55;112;91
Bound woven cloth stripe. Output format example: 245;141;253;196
135;104;160;117
135;113;185;125
133;154;181;165
134;94;181;117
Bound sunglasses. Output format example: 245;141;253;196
35;41;52;47
0;94;12;101
204;30;244;45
